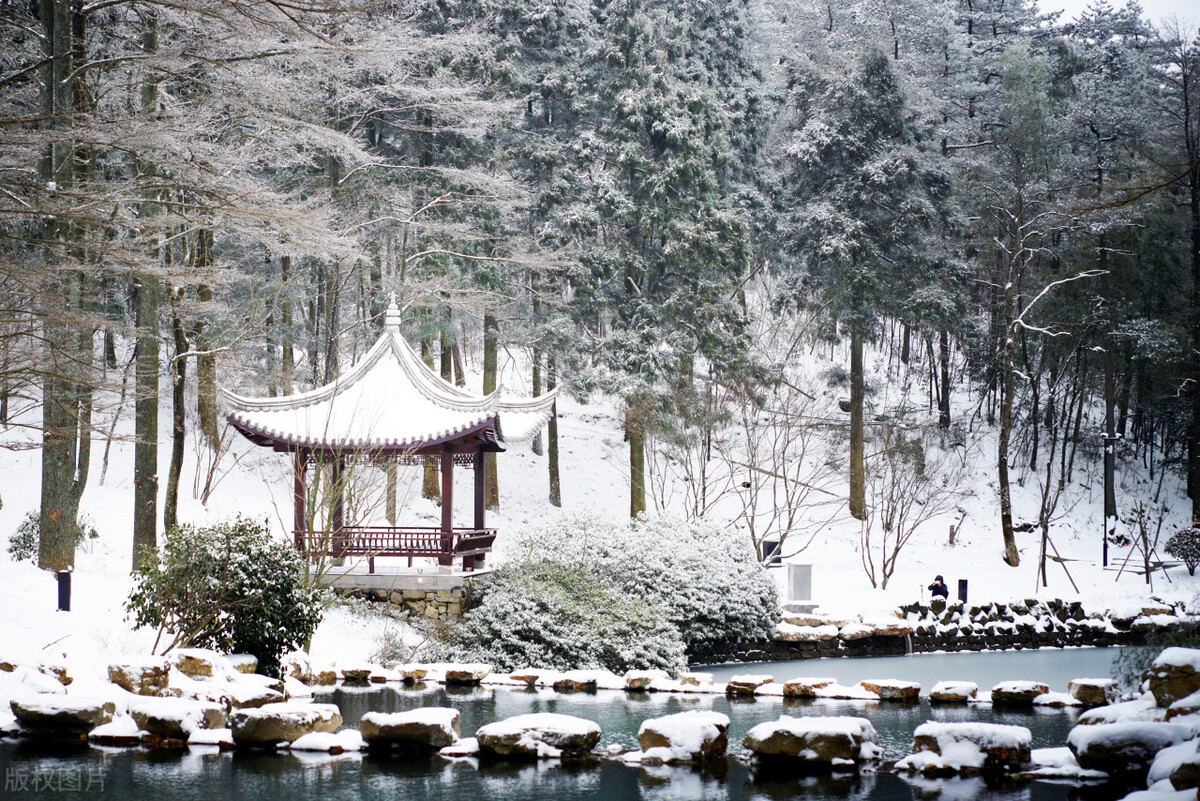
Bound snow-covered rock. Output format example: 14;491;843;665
227;677;285;709
552;670;600;692
1033;691;1081;708
475;713;601;759
929;681;978;703
1017;747;1108;781
782;677;836;698
129;697;226;738
775;623;839;642
188;727;234;748
229;702;342;747
443;663;492;684
1068;721;1195;774
171;649;232;679
10;696;116;732
439;737;479;757
1068;678;1118;708
360;708;460;750
1078;694;1165;726
1149;649;1200;708
726;674;773;696
397;664;429;683
339;662;374;684
678;672;714;687
624;670;669;690
509;668;555;688
814;682;880;701
107;656;170;697
860;679;920;701
289;729;364;753
743;715;879;763
88;714;143;746
228;655;258;675
1148;738;1200;790
637;711;730;763
896;722;1031;775
991;681;1049;705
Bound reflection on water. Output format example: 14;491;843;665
0;648;1135;801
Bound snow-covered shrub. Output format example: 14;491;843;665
6;510;98;563
1166;528;1200;576
509;513;779;645
126;518;322;676
430;562;686;673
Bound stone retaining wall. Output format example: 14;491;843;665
331;585;468;624
689;596;1193;665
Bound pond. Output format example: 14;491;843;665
0;647;1140;801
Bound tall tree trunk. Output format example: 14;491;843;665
38;0;84;572
164;289;187;532
548;353;561;507
1190;160;1200;526
133;275;160;566
938;328;951;429
998;256;1020;567
628;410;645;518
1101;239;1117;534
322;263;339;383
531;279;543;455
483;311;499;510
195;232;217;449
280;255;293;394
848;325;865;520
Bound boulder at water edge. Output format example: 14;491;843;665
281;651;313;684
782;678;836;698
860;679;920;701
108;656;170;697
130;697;226;739
1068;721;1194;774
1068;678;1119;708
229;702;342;747
475;713;601;759
897;722;1031;775
992;681;1050;705
1148;648;1200;708
624;670;669;691
743;715;879;764
929;681;978;703
726;675;773;697
10;696;116;733
444;663;492;685
637;711;730;763
360;708;460;750
171;649;231;679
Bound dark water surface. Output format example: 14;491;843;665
0;648;1133;801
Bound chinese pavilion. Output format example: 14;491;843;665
221;301;556;572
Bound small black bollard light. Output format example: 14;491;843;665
57;570;71;612
957;579;968;604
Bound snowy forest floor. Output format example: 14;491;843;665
0;334;1195;677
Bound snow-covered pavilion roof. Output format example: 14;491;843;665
222;303;557;455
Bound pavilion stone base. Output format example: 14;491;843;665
327;572;476;624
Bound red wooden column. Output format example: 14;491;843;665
470;449;486;570
293;450;308;552
439;452;453;566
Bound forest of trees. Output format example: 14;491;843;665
1;0;1197;574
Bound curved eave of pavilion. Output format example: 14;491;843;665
225;413;504;456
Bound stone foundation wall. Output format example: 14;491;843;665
332;585;468;624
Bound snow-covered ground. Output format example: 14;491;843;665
0;330;1195;685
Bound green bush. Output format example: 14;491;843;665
1166;527;1200;576
7;511;98;563
429;562;687;673
126;517;322;676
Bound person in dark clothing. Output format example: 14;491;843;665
928;575;949;599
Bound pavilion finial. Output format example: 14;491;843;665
385;295;402;332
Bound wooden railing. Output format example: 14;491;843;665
294;526;496;573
